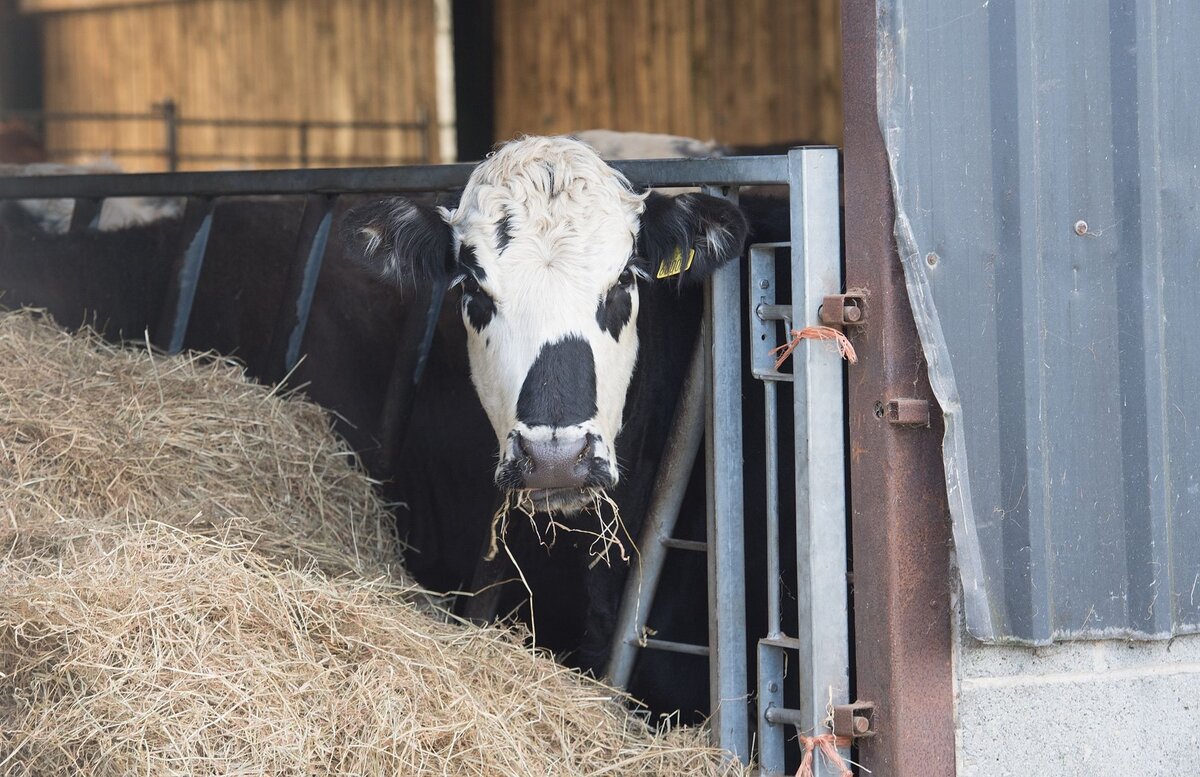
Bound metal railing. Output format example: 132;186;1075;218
0;151;850;773
0;100;435;170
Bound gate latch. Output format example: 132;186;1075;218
832;700;876;739
819;294;866;329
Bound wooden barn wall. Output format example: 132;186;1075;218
492;0;842;149
36;0;439;171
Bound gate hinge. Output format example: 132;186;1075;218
819;293;866;329
832;700;876;739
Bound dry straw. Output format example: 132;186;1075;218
0;310;742;776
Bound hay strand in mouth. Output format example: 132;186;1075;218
486;487;636;568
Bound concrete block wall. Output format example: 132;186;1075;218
954;610;1200;776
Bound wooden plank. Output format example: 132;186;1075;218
491;0;843;148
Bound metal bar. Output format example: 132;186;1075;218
704;184;748;763
749;246;784;639
39;150;428;166
173;117;429;130
841;0;956;773
605;332;707;689
757;640;788;775
635;638;710;658
0;109;428;131
0;156;791;200
763;706;810;727
757;303;793;321
751;242;790;774
152;197;214;354
172;154;429;165
161;100;179;173
0;109;169;122
43;148;174;158
298;123;310;169
68;198;102;232
789;147;849;775
259;193;335;383
659;537;707;553
764;384;781;631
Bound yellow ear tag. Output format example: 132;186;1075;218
655;248;696;279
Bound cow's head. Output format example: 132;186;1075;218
347;136;746;512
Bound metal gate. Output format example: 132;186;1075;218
602;149;850;773
0;149;850;773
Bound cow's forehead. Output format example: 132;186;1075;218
449;137;645;256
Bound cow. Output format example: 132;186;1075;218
342;135;755;715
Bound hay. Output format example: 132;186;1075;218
0;309;400;582
486;488;634;568
0;310;741;776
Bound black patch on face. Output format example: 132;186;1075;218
458;242;486;281
595;283;633;341
517;336;597;428
463;288;495;332
496;212;513;254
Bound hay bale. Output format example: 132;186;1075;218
0;311;741;776
0;309;401;580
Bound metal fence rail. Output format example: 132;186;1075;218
0;152;848;772
0;100;434;169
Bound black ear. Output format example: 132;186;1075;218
342;197;455;290
636;192;748;285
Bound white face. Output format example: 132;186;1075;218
346;135;748;514
442;137;647;511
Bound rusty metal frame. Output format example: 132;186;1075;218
840;0;957;774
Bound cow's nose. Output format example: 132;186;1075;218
516;433;595;490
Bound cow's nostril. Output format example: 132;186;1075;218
576;433;596;465
517;433;593;490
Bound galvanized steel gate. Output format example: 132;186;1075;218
0;150;850;773
603;149;850;773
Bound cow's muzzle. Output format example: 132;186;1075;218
495;431;615;511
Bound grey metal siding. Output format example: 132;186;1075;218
879;0;1200;642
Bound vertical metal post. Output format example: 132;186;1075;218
69;198;102;232
704;184;748;762
789;147;849;773
283;194;334;374
160;99;179;172
748;242;791;774
153;196;214;354
841;1;956;771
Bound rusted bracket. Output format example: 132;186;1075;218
886;398;931;428
832;700;876;739
819;293;866;329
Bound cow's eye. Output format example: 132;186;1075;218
618;267;636;287
460;274;486;297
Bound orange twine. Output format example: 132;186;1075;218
770;326;859;370
794;734;854;777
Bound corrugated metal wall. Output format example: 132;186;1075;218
880;0;1200;643
32;0;439;170
492;0;842;148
